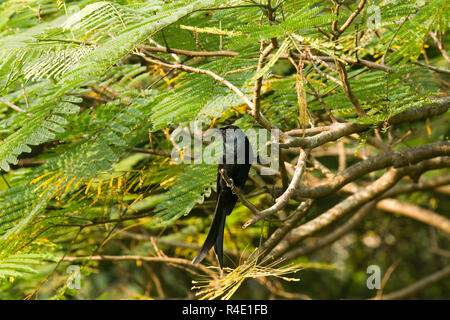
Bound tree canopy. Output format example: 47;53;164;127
0;0;449;299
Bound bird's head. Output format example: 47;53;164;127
219;124;240;131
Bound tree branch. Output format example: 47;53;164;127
242;148;309;229
219;168;261;217
335;59;367;117
265;167;402;263
292;142;450;198
0;97;33;116
377;198;450;234
379;265;450;299
282;201;376;259
141;45;238;57
337;0;366;36
283;97;449;149
265;156;450;263
253;42;276;121
62;255;216;278
429;31;450;64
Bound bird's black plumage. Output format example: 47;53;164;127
192;125;253;268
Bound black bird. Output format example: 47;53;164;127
192;125;253;268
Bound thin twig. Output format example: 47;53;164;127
377;198;450;234
337;0;367;36
243;148;309;229
62;255;217;278
141;45;238;57
334;59;367;117
429;31;450;64
381;17;408;65
253;42;276;119
0;97;33;116
379;265;450;299
219;168;261;217
140;55;290;139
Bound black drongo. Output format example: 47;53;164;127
192;125;253;268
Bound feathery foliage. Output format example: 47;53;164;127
0;0;448;299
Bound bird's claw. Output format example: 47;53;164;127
228;178;239;194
